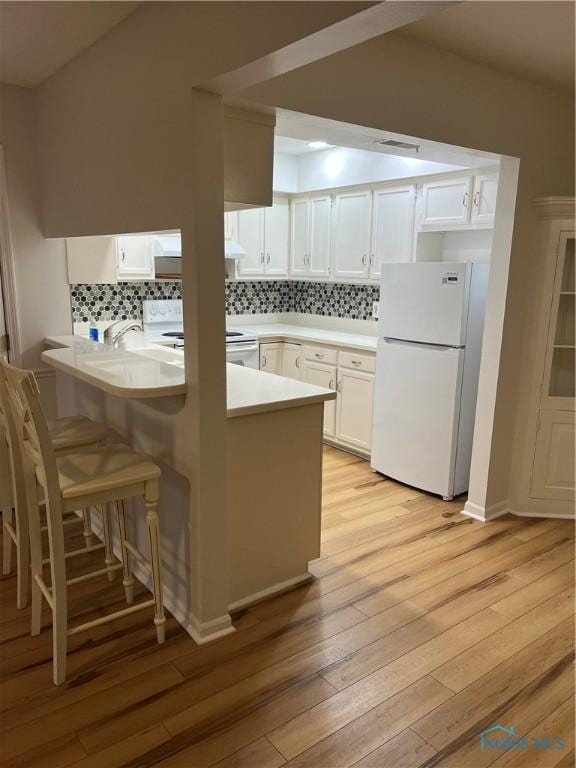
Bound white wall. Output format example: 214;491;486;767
295;146;462;192
273;152;298;193
0;84;71;408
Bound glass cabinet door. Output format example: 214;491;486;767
545;233;575;405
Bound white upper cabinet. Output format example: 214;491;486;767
333;190;372;279
116;235;155;281
237;199;288;277
308;196;331;277
67;236;118;284
420;176;472;229
289;196;331;278
290;198;309;275
224;211;238;241
471;173;498;227
264;198;289;276
237;207;264;276
370;185;416;277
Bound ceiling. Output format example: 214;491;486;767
274;136;335;156
401;1;575;93
0;1;139;87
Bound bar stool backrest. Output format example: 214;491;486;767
0;360;65;580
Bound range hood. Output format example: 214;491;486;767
152;233;246;278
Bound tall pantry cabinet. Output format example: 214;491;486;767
523;199;575;517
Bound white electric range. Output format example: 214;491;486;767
143;299;260;369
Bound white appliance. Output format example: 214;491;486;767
152;233;245;278
371;262;489;500
142;299;259;369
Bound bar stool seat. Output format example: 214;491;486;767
57;446;160;500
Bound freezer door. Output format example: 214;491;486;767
379;262;470;346
371;338;465;497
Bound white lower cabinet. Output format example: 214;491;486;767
282;343;303;380
531;410;575;501
336;367;375;452
259;342;283;375
302;359;337;437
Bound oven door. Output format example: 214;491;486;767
226;341;260;369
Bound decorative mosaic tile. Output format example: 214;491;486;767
70;280;380;322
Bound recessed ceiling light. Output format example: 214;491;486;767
308;141;330;149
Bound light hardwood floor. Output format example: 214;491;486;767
0;446;574;768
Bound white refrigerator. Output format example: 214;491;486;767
371;262;489;500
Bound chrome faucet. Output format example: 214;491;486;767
103;320;143;348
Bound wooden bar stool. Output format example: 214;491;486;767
1;361;166;685
0;373;109;609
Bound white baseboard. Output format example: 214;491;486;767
461;499;509;522
186;613;236;645
228;572;314;613
508;507;576;520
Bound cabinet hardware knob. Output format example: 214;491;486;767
352;360;361;366
473;191;480;209
315;353;324;359
462;192;469;208
266;253;271;263
296;358;300;368
329;379;334;389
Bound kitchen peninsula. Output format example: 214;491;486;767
42;335;335;640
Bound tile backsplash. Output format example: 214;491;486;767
71;280;380;323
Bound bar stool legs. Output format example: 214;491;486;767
82;508;94;547
116;499;134;604
145;480;165;645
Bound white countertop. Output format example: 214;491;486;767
231;323;378;352
42;334;337;417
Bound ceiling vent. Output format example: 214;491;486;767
375;139;420;152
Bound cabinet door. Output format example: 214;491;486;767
333;191;372;278
282;343;302;380
260;342;283;375
224;211;238;241
116;235;155;280
290;198;309;275
471;174;498;227
420;177;472;229
336;368;375;451
302;360;337;437
531;410;575;501
264;199;289;276
237;208;264;276
370;185;415;278
309;196;331;277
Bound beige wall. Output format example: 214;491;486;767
0;84;71;379
238;30;575;513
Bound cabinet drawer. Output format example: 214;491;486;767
339;350;376;373
303;345;338;365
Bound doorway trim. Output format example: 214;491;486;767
0;145;22;364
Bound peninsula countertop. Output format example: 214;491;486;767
42;335;336;417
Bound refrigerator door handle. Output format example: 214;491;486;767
383;337;465;351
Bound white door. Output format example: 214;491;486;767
264;199;289;275
371;338;465;497
420;177;472;228
302;360;337;437
224;211;238;241
237;208;264;276
309;196;331;277
379;262;470;347
333;191;372;278
290;199;309;275
471;174;498;227
531;410;575;501
260;342;283;375
282;343;302;380
336;368;375;451
116;235;155;280
370;185;416;278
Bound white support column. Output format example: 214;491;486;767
180;89;235;642
463;156;520;523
